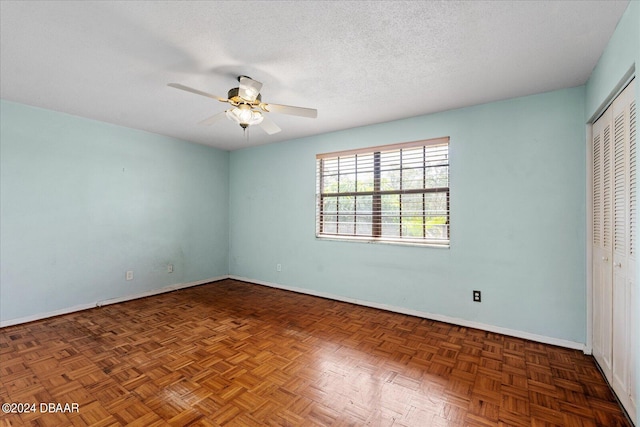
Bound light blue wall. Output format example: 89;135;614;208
585;2;639;424
0;100;229;323
229;86;586;344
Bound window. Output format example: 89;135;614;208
316;137;450;246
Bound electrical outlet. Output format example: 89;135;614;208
276;263;282;272
126;271;134;281
168;264;174;273
473;290;481;302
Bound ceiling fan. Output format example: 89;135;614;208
168;76;317;135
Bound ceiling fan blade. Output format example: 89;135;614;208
259;116;281;135
168;83;227;102
197;111;227;126
263;103;317;118
238;76;263;101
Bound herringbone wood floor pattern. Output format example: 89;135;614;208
0;279;632;426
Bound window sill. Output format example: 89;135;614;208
315;234;450;249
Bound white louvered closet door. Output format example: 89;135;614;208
592;78;636;422
629;96;637;425
592;101;614;378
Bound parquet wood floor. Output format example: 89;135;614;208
0;279;632;426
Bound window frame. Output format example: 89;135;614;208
315;137;450;247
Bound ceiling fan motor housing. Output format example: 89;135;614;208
227;87;261;103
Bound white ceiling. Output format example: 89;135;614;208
0;1;630;151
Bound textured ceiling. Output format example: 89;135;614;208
0;1;630;151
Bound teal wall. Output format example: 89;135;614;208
0;100;229;322
585;2;639;424
229;86;587;344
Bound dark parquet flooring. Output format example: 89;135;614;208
0;279;632;426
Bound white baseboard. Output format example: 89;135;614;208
3;274;588;354
229;275;587;353
0;275;229;328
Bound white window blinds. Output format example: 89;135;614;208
316;137;450;246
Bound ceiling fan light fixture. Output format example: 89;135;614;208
168;76;316;135
226;104;264;129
